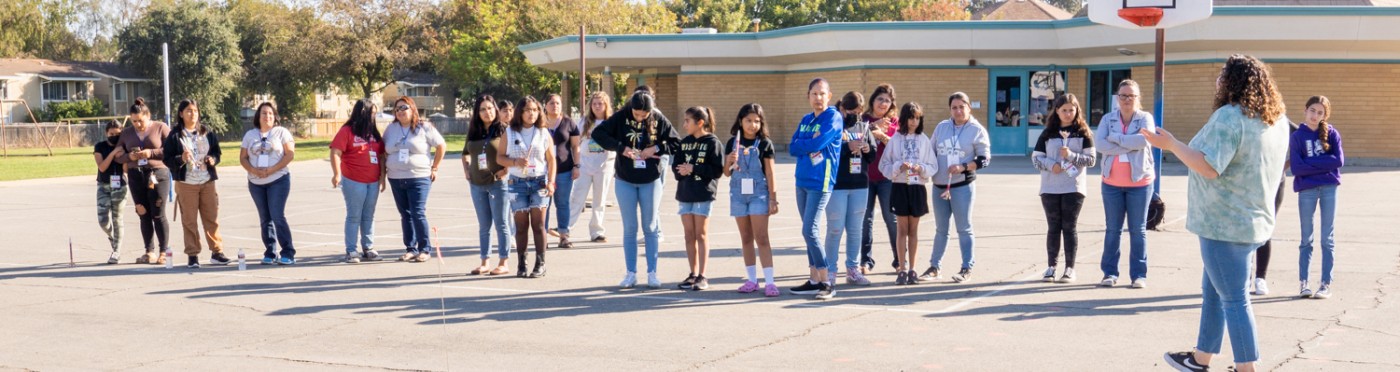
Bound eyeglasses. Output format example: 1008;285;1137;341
395;105;412;112
1117;94;1139;100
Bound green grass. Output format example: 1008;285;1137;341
0;135;466;182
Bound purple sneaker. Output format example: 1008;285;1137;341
738;280;760;293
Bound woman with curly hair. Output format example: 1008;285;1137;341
1147;55;1290;372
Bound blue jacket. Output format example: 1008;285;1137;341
788;107;843;192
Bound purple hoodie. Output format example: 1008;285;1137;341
1289;123;1343;192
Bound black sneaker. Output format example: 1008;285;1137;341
692;276;709;291
187;256;200;269
1163;351;1209;372
815;282;835;300
918;267;941;281
789;280;822;295
952;268;972;283
895;271;909;285
678;273;696;290
209;252;231;266
906;270;922;284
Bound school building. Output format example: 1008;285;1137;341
520;4;1400;160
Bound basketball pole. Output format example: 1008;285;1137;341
1151;28;1165;198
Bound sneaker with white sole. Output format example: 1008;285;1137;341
1299;281;1313;298
107;251;121;264
343;252;361;264
846;268;872;286
1100;275;1118;287
789;280;822;295
619;272;637;288
646;272;661;288
362;249;384;262
952;268;972;283
1042;266;1057;282
1130;278;1147;289
1163;351;1209;372
1313;283;1332;299
1251;277;1269;296
918;267;941;281
1058;267;1077;283
814;282;835;300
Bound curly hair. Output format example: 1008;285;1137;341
1213;54;1285;125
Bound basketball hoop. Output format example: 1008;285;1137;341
1118;7;1164;27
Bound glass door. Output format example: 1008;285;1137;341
988;70;1025;155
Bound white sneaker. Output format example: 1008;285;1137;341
107;251;121;264
1130;278;1147;289
1313;283;1332;299
1042;266;1057;282
646;272;661;288
619;272;637;288
1100;275;1118;287
1058;268;1077;283
1251;278;1269;296
1299;281;1313;298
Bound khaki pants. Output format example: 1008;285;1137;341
175;181;223;256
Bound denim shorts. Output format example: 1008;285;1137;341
509;176;550;212
678;201;713;217
729;193;770;217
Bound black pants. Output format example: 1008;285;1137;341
127;167;171;252
1256;181;1286;279
1040;193;1085;268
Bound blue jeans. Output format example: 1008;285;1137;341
249;175;294;259
471;181;512;259
547;170;574;235
678;201;713;217
827;188;868;272
795;186;832;270
340;177;378;253
509;176;549;212
1298;185;1338;283
389;177;433;254
861;180;896;268
1101;184;1151;279
930;184;976;270
1196;237;1262;364
616;178;661;273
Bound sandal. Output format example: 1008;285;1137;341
470;265;490;275
488;265;511;276
134;252;154;264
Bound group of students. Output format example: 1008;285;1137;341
90;55;1342;371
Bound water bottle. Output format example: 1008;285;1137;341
237;248;247;271
163;249;173;269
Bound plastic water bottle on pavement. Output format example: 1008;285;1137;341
163;249;173;269
237;248;246;271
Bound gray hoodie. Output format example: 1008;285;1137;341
930;118;991;186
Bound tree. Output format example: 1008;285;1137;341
0;0;93;60
117;0;242;132
317;0;436;97
227;0;336;122
901;0;971;21
669;0;750;33
1044;0;1082;15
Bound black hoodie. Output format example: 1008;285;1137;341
590;108;680;184
672;133;724;202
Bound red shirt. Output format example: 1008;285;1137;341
865;114;900;183
330;126;384;184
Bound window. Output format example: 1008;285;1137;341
113;81;126;101
1026;70;1067;127
1088;69;1132;126
42;81;69;101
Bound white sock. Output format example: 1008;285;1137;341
745;265;757;282
763;267;775;286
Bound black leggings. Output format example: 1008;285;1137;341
1256;181;1286;279
127;168;171;252
1041;193;1086;268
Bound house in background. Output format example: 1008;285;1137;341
382;71;458;118
72;61;157;118
974;0;1073;21
0;59;98;123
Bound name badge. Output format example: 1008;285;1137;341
633;157;647;169
138;159;148;167
849;157;862;174
110;175;122;189
398;149;409;163
369;150;378;165
256;154;270;168
588;140;604;153
907;170;920;184
741;178;754;195
477;153;488;170
808;152;824;165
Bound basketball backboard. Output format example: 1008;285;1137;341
1089;0;1213;29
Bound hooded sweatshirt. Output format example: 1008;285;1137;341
788;107;843;192
672;133;725;202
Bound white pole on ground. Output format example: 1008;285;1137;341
162;43;171;124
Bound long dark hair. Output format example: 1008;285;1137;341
729;103;769;142
683;106;716;134
345;99;381;143
255;101;279;128
175;99;205;135
1042;94;1091;138
898;102;924;135
468;94;497;140
1305;95;1333;152
627;91;657;140
511;96;545;132
865;83;896;120
839;91;865;129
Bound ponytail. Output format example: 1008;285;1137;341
684;106;715;134
1305;95;1333;152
